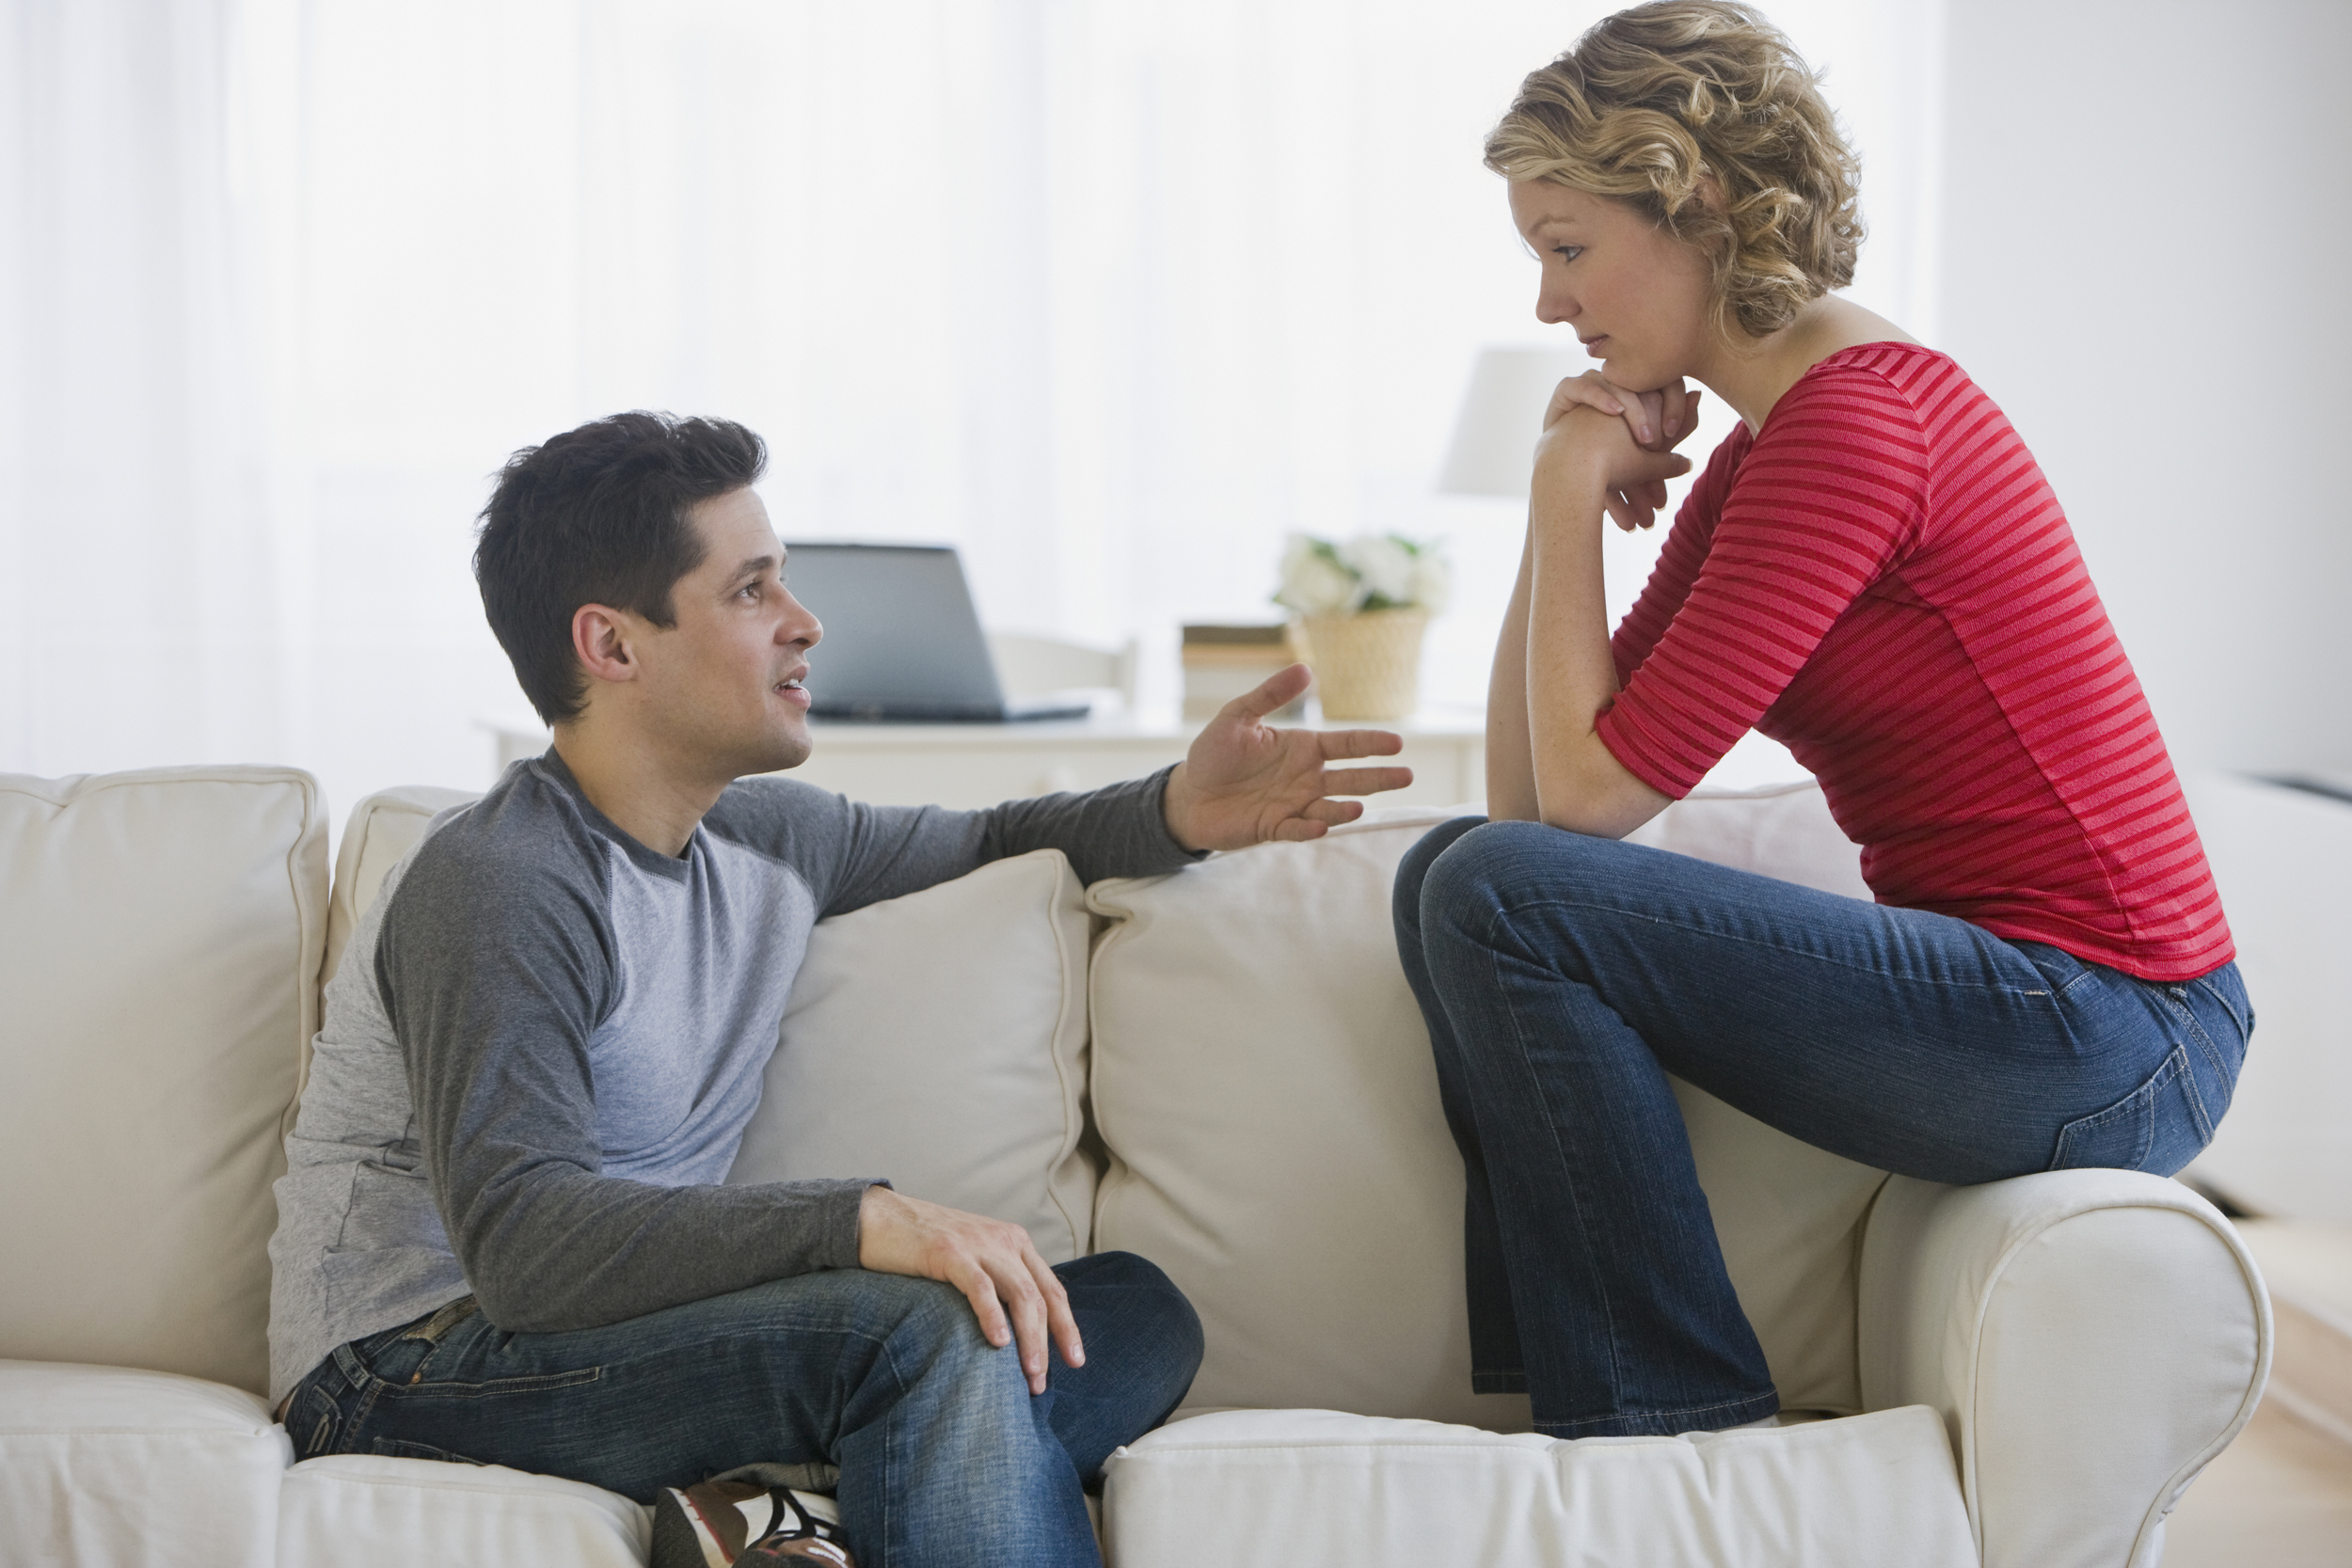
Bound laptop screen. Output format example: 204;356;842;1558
780;542;1009;720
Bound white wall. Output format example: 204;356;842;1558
1936;0;2352;778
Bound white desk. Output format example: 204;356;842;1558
488;708;1486;813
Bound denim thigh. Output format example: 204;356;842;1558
285;1252;1201;1504
1411;820;2251;1184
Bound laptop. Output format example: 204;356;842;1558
779;542;1091;722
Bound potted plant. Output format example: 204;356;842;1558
1274;532;1452;721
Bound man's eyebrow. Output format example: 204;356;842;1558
729;554;778;582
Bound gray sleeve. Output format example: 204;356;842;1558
718;766;1204;917
375;847;877;1335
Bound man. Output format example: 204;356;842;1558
266;412;1410;1568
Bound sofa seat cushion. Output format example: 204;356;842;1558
278;1454;648;1567
1102;1404;1974;1568
0;1359;292;1568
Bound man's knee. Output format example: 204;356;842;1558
1059;1251;1202;1372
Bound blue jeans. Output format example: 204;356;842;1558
285;1251;1201;1568
1392;817;2251;1439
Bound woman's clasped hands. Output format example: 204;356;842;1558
1531;371;1706;533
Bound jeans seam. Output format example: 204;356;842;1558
2155;992;2223;1144
1486;893;2042;997
1477;900;1629;1416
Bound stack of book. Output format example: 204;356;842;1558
1181;624;1308;721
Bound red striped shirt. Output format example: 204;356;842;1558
1597;342;2232;981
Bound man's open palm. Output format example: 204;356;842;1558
1162;664;1413;851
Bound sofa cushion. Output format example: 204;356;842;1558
0;768;326;1397
0;1359;293;1568
1086;787;1890;1428
330;790;1100;1262
727;848;1099;1261
278;1454;648;1568
1101;1404;1974;1568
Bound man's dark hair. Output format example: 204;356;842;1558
474;411;768;725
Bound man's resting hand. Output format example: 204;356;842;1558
856;1185;1080;1395
1161;664;1412;851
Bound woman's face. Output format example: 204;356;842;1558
1508;179;1716;392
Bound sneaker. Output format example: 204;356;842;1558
651;1472;852;1568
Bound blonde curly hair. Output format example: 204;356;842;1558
1485;0;1863;339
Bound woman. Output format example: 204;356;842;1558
1392;0;2249;1440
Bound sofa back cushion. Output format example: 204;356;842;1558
1086;784;1891;1426
726;848;1098;1261
332;791;1097;1261
0;768;327;1396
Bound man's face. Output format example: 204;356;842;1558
628;487;822;780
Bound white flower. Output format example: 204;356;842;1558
1275;534;1360;616
1409;551;1453;614
1340;534;1417;606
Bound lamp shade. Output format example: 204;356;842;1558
1438;345;1582;497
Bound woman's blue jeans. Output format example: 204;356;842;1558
284;1250;1201;1568
1393;817;2251;1439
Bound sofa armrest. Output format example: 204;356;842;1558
1857;1170;2270;1568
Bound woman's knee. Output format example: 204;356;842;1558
1393;815;1487;937
1419;817;1591;932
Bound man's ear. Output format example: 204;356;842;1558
571;604;641;689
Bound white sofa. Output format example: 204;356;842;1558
0;765;2274;1568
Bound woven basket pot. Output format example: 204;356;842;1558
1296;608;1430;721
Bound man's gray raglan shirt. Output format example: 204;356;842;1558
266;752;1199;1405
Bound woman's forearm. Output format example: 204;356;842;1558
1485;528;1540;821
1523;439;1673;838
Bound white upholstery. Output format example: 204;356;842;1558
278;1455;648;1568
0;768;326;1397
320;784;476;988
1859;1171;2271;1568
1103;1404;1974;1568
0;766;2278;1565
327;785;1104;1263
1086;794;1890;1426
728;847;1100;1261
0;1360;293;1568
1088;807;1527;1428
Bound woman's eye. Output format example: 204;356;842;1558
1553;245;1582;262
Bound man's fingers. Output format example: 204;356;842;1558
1319;764;1414;797
1223;663;1312;724
951;1259;1013;1351
1314;727;1404;759
1027;1251;1085;1372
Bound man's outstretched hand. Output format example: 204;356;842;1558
1161;663;1412;852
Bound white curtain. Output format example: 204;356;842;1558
2;0;1944;816
0;0;286;774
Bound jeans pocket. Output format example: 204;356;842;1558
2050;1044;2214;1174
291;1383;342;1459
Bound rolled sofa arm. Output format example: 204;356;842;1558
1857;1170;2270;1568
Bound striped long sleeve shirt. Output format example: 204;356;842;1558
1597;341;2232;982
